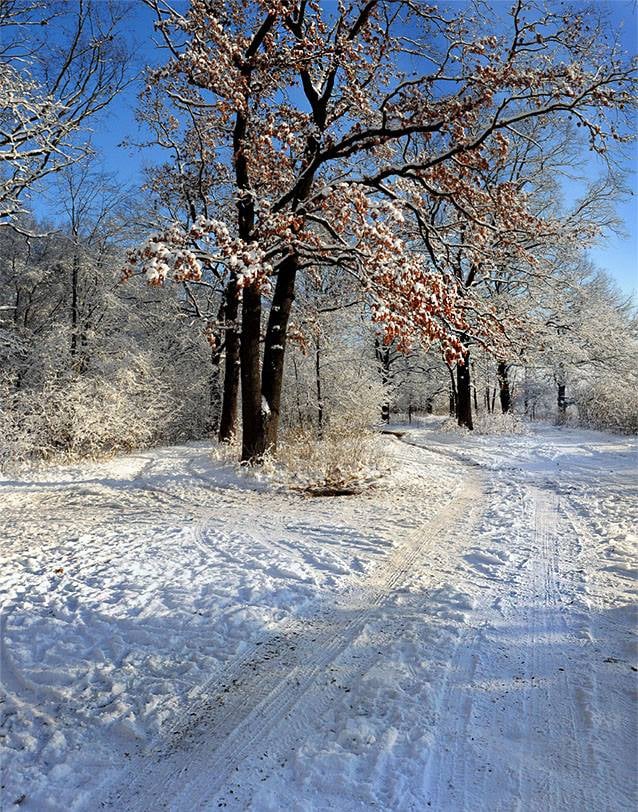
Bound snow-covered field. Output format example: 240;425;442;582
1;421;636;811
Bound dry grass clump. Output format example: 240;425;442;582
275;424;389;496
440;413;526;435
473;413;527;435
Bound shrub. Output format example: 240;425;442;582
274;425;388;495
472;412;527;435
576;380;638;435
0;361;209;471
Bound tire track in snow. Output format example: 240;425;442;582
522;487;586;809
420;479;532;809
97;468;485;811
421;481;606;812
521;485;615;811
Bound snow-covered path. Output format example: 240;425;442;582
101;459;485;811
407;426;637;811
420;483;634;811
1;423;636;810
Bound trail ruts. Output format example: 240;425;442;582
99;471;485;811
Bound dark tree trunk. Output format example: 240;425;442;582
218;278;240;443
484;387;491;414
240;283;264;461
292;355;304;428
425;399;433;415
557;383;567;423
208;347;222;434
471;361;478;413
374;337;391;423
232;59;262;460
77;321;91;374
70;248;80;364
381;399;390;424
261;255;297;453
315;339;323;438
447;364;457;416
497;361;511;414
456;350;473;430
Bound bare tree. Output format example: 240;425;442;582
0;0;130;228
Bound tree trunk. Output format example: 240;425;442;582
218;278;240;443
292;355;304;429
497;361;511;414
233;81;261;459
471;361;478;413
381;399;390;424
208;347;222;434
375;337;391;423
447;364;457;416
70;248;80;364
240;283;264;461
557;383;567;423
315;339;323;438
456;350;473;430
261;255;298;453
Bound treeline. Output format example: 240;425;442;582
1;1;637;468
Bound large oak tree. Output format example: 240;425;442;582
128;0;635;460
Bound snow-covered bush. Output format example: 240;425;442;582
473;413;527;435
0;361;209;470
203;416;388;496
208;434;243;465
275;425;387;495
439;417;468;434
575;380;638;435
0;221;215;471
436;413;526;436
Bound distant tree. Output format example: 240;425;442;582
530;264;638;430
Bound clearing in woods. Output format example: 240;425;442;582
1;421;636;811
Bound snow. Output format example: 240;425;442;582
1;423;636;811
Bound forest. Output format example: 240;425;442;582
1;3;637;810
1;0;636;478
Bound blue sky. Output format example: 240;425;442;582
34;0;637;296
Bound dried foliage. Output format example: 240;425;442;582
275;426;388;496
126;0;635;458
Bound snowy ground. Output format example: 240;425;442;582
1;421;636;811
